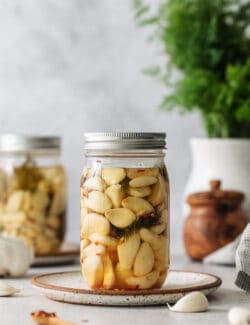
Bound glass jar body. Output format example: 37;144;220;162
80;152;169;290
0;152;66;254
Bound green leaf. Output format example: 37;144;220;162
133;0;250;138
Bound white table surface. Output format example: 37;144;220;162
0;255;249;325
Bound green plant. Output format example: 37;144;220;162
133;0;250;138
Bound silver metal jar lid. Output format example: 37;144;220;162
84;132;166;150
0;134;61;153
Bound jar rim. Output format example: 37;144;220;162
84;132;166;150
0;134;61;153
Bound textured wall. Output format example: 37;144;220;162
0;0;204;253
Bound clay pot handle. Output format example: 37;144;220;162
209;179;221;191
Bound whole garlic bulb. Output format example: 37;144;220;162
0;236;34;277
168;291;208;313
228;307;250;325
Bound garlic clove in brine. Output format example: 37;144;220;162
0;281;20;296
168;291;208;313
228;307;250;325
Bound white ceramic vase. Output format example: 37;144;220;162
184;138;250;218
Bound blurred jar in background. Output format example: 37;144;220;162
80;133;169;290
0;135;66;255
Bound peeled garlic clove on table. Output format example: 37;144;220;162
83;176;105;192
88;233;118;251
84;191;112;214
81;213;110;237
105;208;136;228
127;186;151;198
106;184;125;208
102;168;126;185
82;255;104;288
168;291;208;313
117;233;140;269
133;242;154;276
126;168;159;179
129;176;157;188
0;281;20;296
126;270;159;289
0;236;34;277
122;197;154;216
228;307;250;325
148;174;166;206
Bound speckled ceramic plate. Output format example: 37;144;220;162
31;270;222;306
32;242;80;266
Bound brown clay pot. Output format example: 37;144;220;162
184;180;248;261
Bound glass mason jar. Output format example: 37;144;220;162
80;133;169;290
0;135;66;255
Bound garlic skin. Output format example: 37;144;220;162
168;291;208;313
228;307;250;325
0;281;20;296
0;236;34;277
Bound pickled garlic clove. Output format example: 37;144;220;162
139;228;162;250
126;168;159;179
160;209;168;223
23;191;32;211
82;255;104;288
127;186;151;198
82;243;106;257
122;197;154;216
32;190;49;212
129;176;158;188
103;254;116;289
115;263;133;289
105;208;136;228
82;167;91;179
83;176;105;192
46;215;60;230
49;188;66;215
81;213;110;237
88;233;118;251
155;271;168;288
117;233;140;270
84;191;112;214
101;168;126;186
6;190;26;213
133;242;155;276
150;223;166;235
105;184;125;208
156;202;166;214
80;208;88;228
148;174;166;206
126;270;160;289
80;238;90;252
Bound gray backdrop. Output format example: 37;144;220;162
0;0;205;253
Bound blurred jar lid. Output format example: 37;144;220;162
187;180;244;207
0;134;61;153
